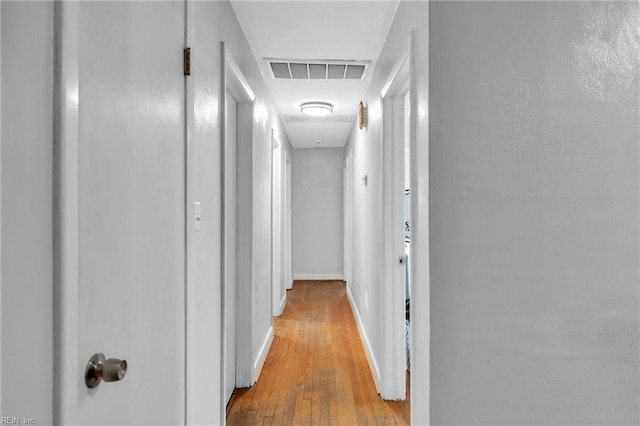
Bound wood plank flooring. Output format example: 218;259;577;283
227;280;410;425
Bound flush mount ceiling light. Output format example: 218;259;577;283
300;102;333;117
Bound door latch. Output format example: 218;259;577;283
85;353;128;388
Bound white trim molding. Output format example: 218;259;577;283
346;285;381;393
221;41;255;395
253;326;274;384
53;2;80;424
379;33;412;402
279;293;287;317
293;274;344;281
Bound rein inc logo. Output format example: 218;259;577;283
1;418;35;425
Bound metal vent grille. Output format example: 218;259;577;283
266;59;370;80
283;114;355;124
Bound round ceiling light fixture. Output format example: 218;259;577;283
300;102;333;117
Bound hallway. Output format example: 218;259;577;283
2;1;639;424
227;281;409;425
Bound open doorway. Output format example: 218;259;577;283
224;88;239;405
271;132;285;317
343;155;353;286
284;151;293;291
403;92;411;374
380;36;413;401
221;42;256;411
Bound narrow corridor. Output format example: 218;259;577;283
3;2;638;424
227;281;409;425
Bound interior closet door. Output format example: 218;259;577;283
57;2;186;424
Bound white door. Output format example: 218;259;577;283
57;2;186;424
224;90;238;404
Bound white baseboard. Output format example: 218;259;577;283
278;293;287;316
253;326;274;384
346;285;381;393
294;274;344;281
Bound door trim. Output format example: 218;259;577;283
284;152;293;290
220;43;255;414
271;130;284;317
222;88;239;407
52;3;80;423
343;155;352;286
380;33;413;401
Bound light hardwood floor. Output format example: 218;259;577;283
227;280;410;425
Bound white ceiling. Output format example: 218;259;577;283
231;1;400;148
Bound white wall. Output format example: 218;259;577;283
429;2;639;424
1;2;54;424
292;148;344;280
187;1;291;422
343;2;429;422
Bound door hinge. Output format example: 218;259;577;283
183;47;191;76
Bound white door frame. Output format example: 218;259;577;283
223;88;239;406
343;161;347;284
380;34;414;401
284;152;293;290
279;146;287;304
220;43;255;410
344;155;352;285
271;131;285;316
53;2;81;423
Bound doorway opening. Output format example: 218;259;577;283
221;42;256;415
380;35;413;402
224;88;239;405
284;151;293;291
403;92;412;374
271;132;286;317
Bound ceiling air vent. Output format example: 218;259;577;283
266;59;370;80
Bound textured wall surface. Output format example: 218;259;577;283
429;2;639;424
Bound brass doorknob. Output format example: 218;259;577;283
85;353;128;388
